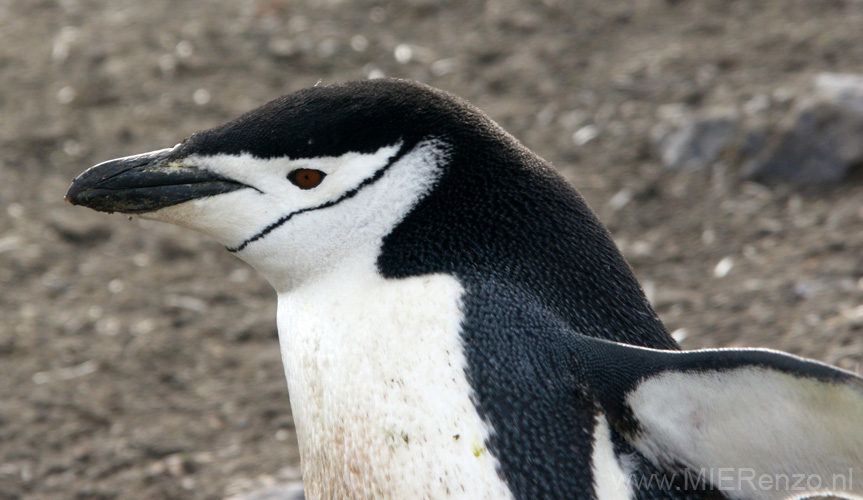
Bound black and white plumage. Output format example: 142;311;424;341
66;79;863;500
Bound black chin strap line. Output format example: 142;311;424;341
226;141;411;253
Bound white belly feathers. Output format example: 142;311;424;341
277;271;515;500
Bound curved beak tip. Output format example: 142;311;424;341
65;148;247;214
64;183;82;205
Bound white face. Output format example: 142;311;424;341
142;139;450;291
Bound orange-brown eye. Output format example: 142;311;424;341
288;169;326;189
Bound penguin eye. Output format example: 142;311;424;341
288;169;326;189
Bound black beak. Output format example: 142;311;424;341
65;148;248;214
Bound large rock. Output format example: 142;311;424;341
744;73;863;183
652;106;740;171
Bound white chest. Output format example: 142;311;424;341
276;272;515;500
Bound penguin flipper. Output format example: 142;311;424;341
571;335;863;500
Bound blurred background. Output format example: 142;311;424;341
2;1;863;498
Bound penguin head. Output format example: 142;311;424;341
66;80;490;289
68;79;670;346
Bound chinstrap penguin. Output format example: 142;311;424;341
66;79;863;500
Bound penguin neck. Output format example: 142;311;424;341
378;147;675;350
274;264;516;499
247;243;372;295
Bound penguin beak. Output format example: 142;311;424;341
65;148;248;214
